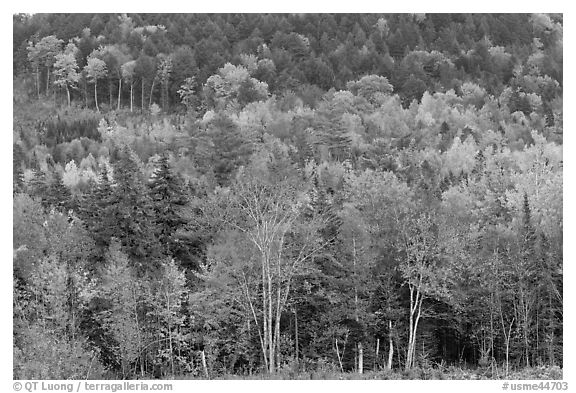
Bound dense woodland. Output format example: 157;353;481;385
12;13;563;380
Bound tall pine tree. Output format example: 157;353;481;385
109;146;161;274
148;153;190;264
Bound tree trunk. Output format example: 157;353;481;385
267;262;275;373
141;79;145;111
548;289;555;365
261;253;270;372
490;293;495;366
66;84;71;108
201;350;209;379
500;304;515;378
131;289;144;378
46;67;50;96
387;320;394;369
406;287;415;370
375;337;380;369
84;78;88;108
519;287;530;368
295;308;299;363
358;342;364;374
36;66;40;100
109;79;113;108
149;77;156;108
505;321;513;377
117;78;122;111
335;339;344;372
406;285;423;370
352;237;363;374
166;291;174;378
94;80;99;112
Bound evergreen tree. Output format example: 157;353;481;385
27;168;48;208
77;165;115;256
13;143;25;193
148;153;191;265
109;146;161;273
44;170;72;212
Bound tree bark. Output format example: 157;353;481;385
130;83;133;112
267;258;274;373
141;79;145;111
117;78;122;111
335;339;344;372
375;338;380;369
131;288;144;378
352;237;363;374
36;66;40;100
201;350;209;379
261;253;269;372
295;308;299;364
46;67;50;96
388;320;394;369
66;84;70;108
406;285;423;370
109;79;113;108
84;78;88;108
166;291;174;377
358;342;364;374
149;77;156;108
94;80;99;112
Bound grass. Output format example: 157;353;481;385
172;365;562;380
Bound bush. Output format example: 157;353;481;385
14;326;107;380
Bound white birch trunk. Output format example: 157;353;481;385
117;78;122;111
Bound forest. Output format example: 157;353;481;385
12;13;563;380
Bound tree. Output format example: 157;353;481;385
194;113;253;185
344;169;413;370
98;240;145;377
145;258;187;377
201;150;330;373
13;193;47;281
135;54;157;111
44;169;72;212
100;45;131;110
14;206;103;379
84;53;108;112
157;54;173;110
121;60;137;112
177;76;197;113
53;43;80;107
35;35;64;96
346;74;393;105
148;154;189;261
171;45;198;103
338;205;375;373
108;146;161;272
203;63;268;110
26;38;42;99
76;164;114;256
13;143;25;193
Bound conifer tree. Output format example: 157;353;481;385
13;143;25;193
27;168;48;207
77;165;115;255
44;170;72;212
148;154;190;263
109;146;161;273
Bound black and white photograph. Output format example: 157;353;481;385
11;11;564;384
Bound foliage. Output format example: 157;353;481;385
13;13;563;380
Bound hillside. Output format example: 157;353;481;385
13;13;563;380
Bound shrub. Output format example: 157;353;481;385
14;326;107;379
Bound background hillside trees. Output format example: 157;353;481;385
13;13;562;379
